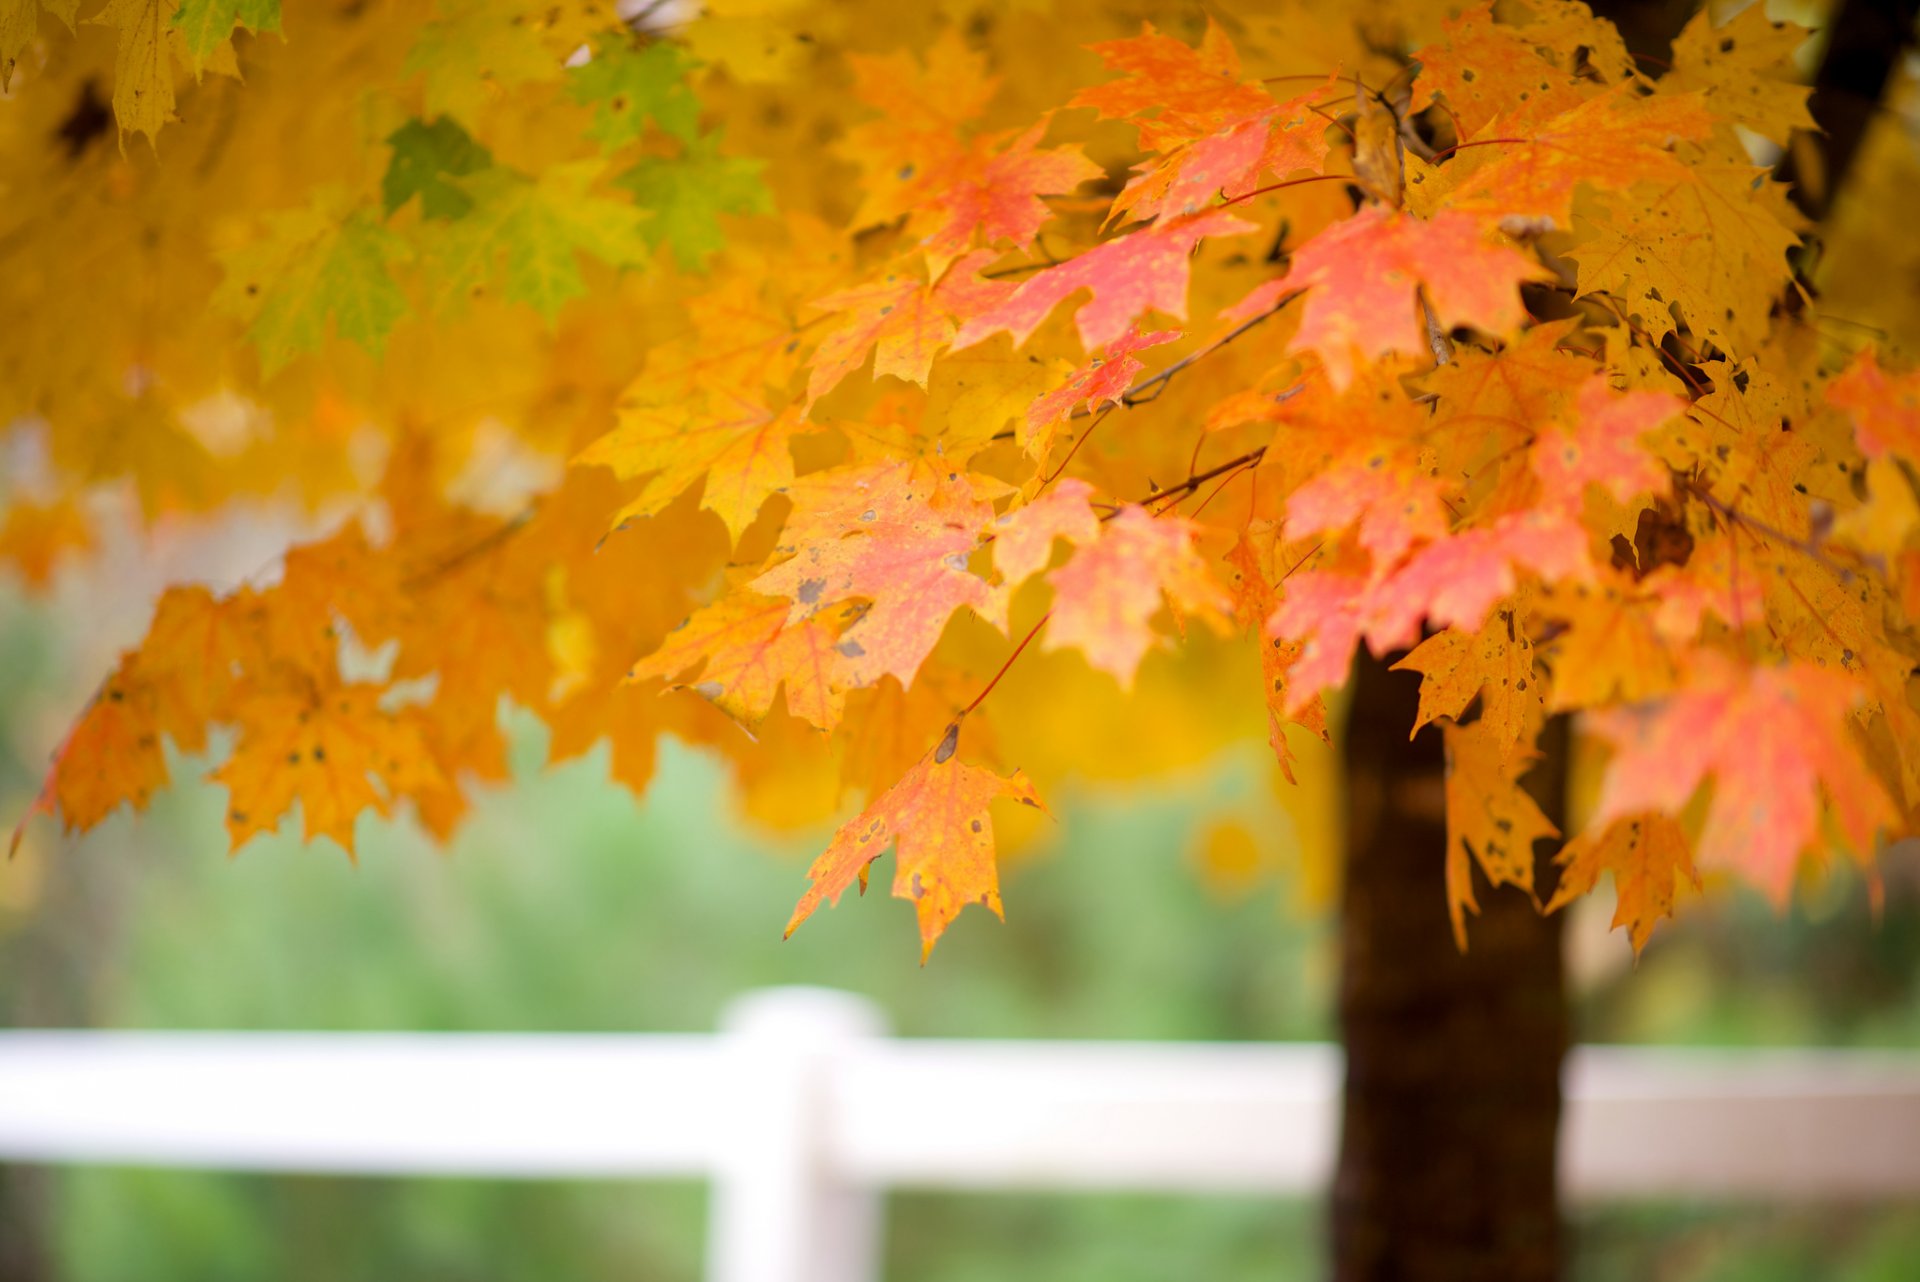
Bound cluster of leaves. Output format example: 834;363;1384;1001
6;0;1920;961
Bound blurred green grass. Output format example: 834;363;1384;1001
4;596;1920;1280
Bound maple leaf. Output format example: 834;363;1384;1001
577;394;803;544
214;682;442;855
1588;657;1896;903
804;264;964;406
839;31;1001;231
1829;348;1920;463
1531;378;1681;509
567;37;699;150
426;160;649;320
914;121;1101;275
1566;161;1802;358
1284;444;1450;571
751;461;996;690
1411;1;1589;140
1548;813;1698;956
1044;505;1230;686
1111;74;1336;225
1443;718;1558;949
1272;510;1592;707
1640;535;1762;642
989;477;1101;591
1226;533;1328;783
170;0;276;76
1229;208;1545;388
629;592;845;731
15;581;284;853
1023;327;1180;455
1070;20;1273;152
1420;321;1594;447
383;117;495;221
953;210;1256;353
215;195;411;375
1;0;76;93
404;0;570;125
1392;593;1541;759
1443;87;1715;229
1656;358;1822;538
923;340;1061;463
616;133;772;270
1665;5;1814;147
1536;575;1676;711
0;497;92;587
1266;570;1372;715
88;0;175;146
785;742;1045;960
12;656;169;852
1369;510;1593;644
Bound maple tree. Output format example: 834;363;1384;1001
5;0;1920;1276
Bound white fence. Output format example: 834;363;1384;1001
3;987;1920;1282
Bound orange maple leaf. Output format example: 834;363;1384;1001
630;592;847;731
1829;347;1920;463
805;261;989;405
1226;533;1328;783
1443;718;1559;949
1548;813;1699;956
753;461;996;690
954;210;1255;353
1531;378;1682;509
1587;657;1895;903
1044;505;1230;686
989;477;1102;591
786;738;1046;959
214;682;443;856
1228;207;1545;388
915;121;1102;273
0;498;92;587
1024;327;1180;453
1285;445;1450;571
1446;86;1715;227
1070;19;1276;148
1110;73;1337;225
1272;510;1592;708
1411;2;1590;139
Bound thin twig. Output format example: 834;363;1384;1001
1072;295;1302;421
1681;478;1850;579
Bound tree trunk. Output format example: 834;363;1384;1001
1778;0;1920;221
1331;650;1568;1282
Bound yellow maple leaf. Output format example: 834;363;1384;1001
1442;718;1558;949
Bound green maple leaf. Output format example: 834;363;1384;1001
617;134;770;270
568;37;700;150
427;160;650;319
404;0;559;125
383;116;494;220
170;0;277;74
215;194;410;375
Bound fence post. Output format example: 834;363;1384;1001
706;987;888;1282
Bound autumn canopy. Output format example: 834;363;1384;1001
4;0;1918;960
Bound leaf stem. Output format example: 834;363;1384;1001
958;609;1053;719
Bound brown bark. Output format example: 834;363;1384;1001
1778;0;1920;221
1331;650;1568;1282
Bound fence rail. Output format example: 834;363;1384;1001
3;988;1919;1282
